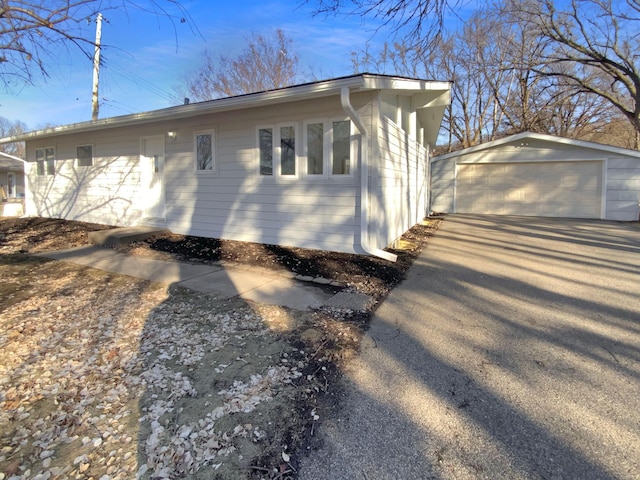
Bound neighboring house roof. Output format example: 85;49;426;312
432;131;640;161
1;73;452;146
0;152;26;170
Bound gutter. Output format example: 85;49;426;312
0;151;27;163
340;87;398;263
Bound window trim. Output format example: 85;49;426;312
76;144;94;168
35;147;55;176
193;129;216;174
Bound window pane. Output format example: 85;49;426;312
307;123;324;175
36;149;45;175
77;145;93;167
196;134;213;170
332;121;350;175
45;148;55;175
259;128;273;175
280;126;295;175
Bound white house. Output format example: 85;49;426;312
430;132;640;221
1;74;451;260
0;152;27;216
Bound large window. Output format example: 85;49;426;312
194;131;214;172
76;145;93;167
36;147;55;176
258;124;297;177
303;119;352;177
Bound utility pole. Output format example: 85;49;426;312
91;13;103;121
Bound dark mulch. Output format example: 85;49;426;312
122;220;441;298
1;216;442;300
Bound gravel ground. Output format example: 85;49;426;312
0;217;440;480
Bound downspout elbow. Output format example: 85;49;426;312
340;87;397;263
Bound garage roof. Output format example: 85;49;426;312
433;132;640;161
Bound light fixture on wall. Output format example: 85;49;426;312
167;131;177;142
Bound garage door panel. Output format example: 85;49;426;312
455;161;603;218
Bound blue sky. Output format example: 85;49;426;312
0;0;407;129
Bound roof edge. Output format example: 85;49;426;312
1;73;450;144
432;131;640;161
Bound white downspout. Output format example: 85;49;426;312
341;87;398;263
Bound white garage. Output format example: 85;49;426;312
430;132;640;221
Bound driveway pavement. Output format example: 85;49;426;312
299;215;640;480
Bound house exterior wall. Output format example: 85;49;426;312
24;94;370;253
372;115;428;248
430;140;640;221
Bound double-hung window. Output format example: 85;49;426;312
303;119;352;177
194;130;215;173
258;124;297;177
36;147;55;176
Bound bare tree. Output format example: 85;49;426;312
505;0;640;147
178;29;300;102
308;0;457;47
0;116;27;157
0;0;194;87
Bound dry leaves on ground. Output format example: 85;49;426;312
0;257;338;480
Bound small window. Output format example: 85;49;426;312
195;131;214;172
306;123;324;175
280;125;296;176
332;120;351;175
77;145;93;167
36;147;55;176
259;128;273;175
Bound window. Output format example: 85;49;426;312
303;120;352;177
258;125;297;177
36;147;55;176
280;125;296;176
259;128;273;175
195;131;214;172
77;145;93;167
306;122;324;175
332;120;351;175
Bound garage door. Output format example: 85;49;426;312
455;161;603;218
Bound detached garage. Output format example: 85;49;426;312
430;132;640;221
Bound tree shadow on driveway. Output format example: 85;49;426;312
299;215;640;480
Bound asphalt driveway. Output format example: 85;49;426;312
299;215;640;480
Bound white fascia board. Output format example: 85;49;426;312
362;75;452;93
433;131;640;162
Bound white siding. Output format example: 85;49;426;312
430;158;455;213
431;140;640;221
26;129;147;226
372;116;428;248
25;95;365;253
606;158;640;221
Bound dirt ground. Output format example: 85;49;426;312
0;217;440;480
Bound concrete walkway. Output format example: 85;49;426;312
37;246;371;311
299;215;640;480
